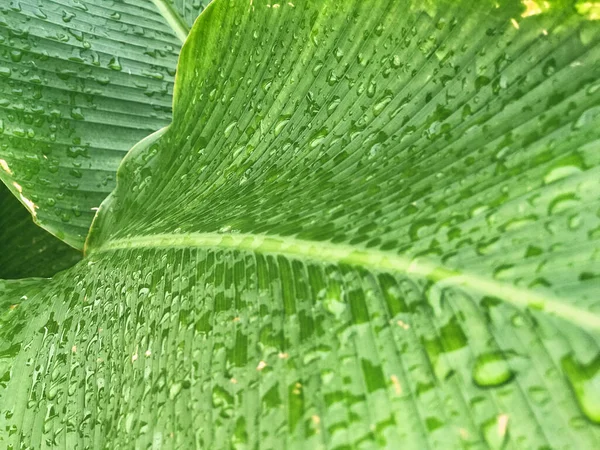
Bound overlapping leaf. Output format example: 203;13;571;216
0;0;209;249
1;0;599;448
0;182;80;278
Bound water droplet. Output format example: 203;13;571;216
373;94;392;116
309;128;328;148
548;193;579;215
274;115;290;136
312;61;323;77
367;77;377;98
333;47;344;62
62;10;76;23
544;165;582;184
9;50;23;63
573;107;599;130
327;97;340;115
224;121;237;137
70;107;84;120
108;57;122;71
472;351;514;387
261;78;273;93
562;354;600;423
568;213;582;230
542;58;556;77
528;386;551;406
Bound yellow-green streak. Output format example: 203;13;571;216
151;0;189;43
91;232;600;332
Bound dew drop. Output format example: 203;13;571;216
224;121;237;137
312;61;323;77
472;351;514;387
542;58;556;77
333;47;344;62
309;128;328;148
9;50;22;63
562;353;600;423
70;107;84;120
548;193;579;215
62;10;76;23
373;94;392;116
544;165;582;184
327;96;341;115
108;57;122;71
274;115;290;136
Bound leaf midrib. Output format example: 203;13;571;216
90;232;600;331
151;0;190;43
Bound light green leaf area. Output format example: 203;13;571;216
0;0;209;249
0;182;81;279
2;0;600;448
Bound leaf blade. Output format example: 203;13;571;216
2;0;600;448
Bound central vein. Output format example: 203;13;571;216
91;232;600;331
151;0;190;43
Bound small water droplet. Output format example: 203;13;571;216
62;10;76;23
550;192;580;217
542;58;556;77
544;165;582;184
309;128;328;148
333;47;344;62
327;97;340;115
70;107;84;120
274;115;290;136
108;57;122;71
373;94;392;116
224;121;237;137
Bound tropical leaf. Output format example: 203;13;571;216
1;0;600;448
0;182;81;278
0;0;209;249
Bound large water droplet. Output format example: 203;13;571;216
562;354;600;423
472;351;514;387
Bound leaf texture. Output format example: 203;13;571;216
1;0;600;448
0;0;209;249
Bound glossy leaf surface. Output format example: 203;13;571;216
1;0;600;448
0;0;209;249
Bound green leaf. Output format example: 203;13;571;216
2;0;600;448
0;0;209;249
0;182;81;279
